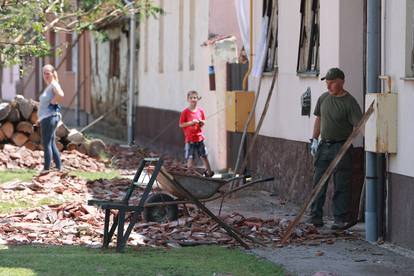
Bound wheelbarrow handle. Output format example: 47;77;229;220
223;176;275;197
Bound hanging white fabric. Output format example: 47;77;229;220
234;0;269;78
234;0;250;56
252;16;269;78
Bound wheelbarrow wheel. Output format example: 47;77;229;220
143;193;179;223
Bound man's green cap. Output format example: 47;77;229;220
321;67;345;80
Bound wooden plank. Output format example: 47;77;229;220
280;101;375;244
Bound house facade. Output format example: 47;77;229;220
89;19;138;139
247;0;414;250
380;0;414;250
135;0;414;250
19;30;91;127
136;0;240;169
0;65;20;101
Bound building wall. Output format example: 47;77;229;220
245;0;365;218
387;173;414;250
384;0;414;178
88;24;134;138
250;0;364;144
382;0;414;250
1;66;20;101
137;0;238;170
18;30;91;128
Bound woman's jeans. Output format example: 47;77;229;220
40;115;62;170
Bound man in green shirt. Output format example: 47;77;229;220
308;68;363;230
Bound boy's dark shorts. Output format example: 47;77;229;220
185;141;208;160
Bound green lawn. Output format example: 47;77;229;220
0;169;36;184
0;245;284;276
0;169;121;214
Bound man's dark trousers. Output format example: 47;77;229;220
310;142;353;222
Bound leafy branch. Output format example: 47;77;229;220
0;0;162;66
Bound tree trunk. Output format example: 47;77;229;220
1;121;14;139
67;142;78;151
56;121;70;138
0;129;5;142
0;102;11;121
30;111;39;124
24;141;38;151
7;106;21;123
16;96;35;120
11;132;29;146
86;139;106;158
56;141;64;152
29;130;41;143
16;121;34;135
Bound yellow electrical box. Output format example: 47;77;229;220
226;91;255;133
365;92;398;153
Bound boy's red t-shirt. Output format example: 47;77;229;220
179;107;205;143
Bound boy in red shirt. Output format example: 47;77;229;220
179;90;214;177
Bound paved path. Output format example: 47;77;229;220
207;190;414;276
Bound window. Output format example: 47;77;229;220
406;0;414;77
263;0;278;72
109;39;120;78
189;0;195;71
65;33;73;72
178;0;184;71
49;31;56;66
297;0;319;75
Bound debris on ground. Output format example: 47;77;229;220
0;144;106;171
0;175;358;248
0;144;358;249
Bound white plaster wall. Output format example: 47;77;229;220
1;66;19;101
384;1;414;177
339;0;365;147
138;0;231;170
251;0;363;143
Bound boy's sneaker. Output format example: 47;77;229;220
306;217;324;227
331;220;351;230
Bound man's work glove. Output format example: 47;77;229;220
310;138;319;157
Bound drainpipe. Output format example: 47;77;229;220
125;0;136;144
365;0;382;242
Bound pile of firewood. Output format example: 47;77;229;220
0;95;105;158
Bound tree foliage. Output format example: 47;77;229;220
0;0;161;66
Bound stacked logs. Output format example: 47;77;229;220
0;95;106;158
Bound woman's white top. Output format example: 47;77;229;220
38;80;62;122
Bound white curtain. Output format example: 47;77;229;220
235;0;269;78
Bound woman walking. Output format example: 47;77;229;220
38;64;64;174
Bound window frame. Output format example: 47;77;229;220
263;0;279;73
109;38;120;78
405;0;414;78
296;0;320;76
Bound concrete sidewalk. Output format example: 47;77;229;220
206;190;414;276
254;237;414;276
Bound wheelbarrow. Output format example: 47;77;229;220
143;167;274;222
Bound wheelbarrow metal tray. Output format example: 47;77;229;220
157;170;228;200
